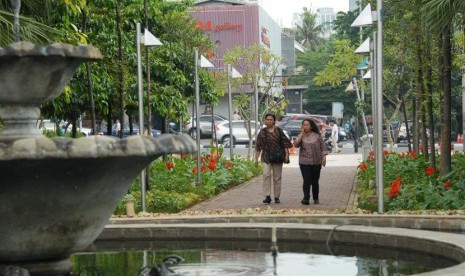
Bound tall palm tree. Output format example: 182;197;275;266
0;0;57;45
421;0;465;175
295;10;325;51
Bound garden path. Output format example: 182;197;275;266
187;153;362;212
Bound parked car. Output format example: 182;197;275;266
101;124;160;137
383;121;400;142
279;120;307;137
61;124;92;136
184;114;228;139
397;121;411;142
396;121;432;143
279;117;346;142
215;120;258;145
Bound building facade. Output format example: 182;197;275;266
189;1;282;118
316;7;337;38
349;0;359;12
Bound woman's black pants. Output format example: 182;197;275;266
299;164;322;201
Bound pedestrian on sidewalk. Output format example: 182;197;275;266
255;113;291;204
233;111;241;120
330;120;341;153
294;118;327;205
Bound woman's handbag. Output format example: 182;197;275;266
266;128;285;164
268;149;285;163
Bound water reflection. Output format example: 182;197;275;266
72;240;456;275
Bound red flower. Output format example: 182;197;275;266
444;180;451;190
357;162;367;170
208;162;217;171
166;161;174;171
408;151;417;158
368;150;375;161
425;166;434;176
389;177;401;198
225;162;233;169
192;167;197;174
201;165;207;173
383;149;389;156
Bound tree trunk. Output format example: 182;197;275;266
144;0;151;190
415;28;427;157
85;64;97;135
82;11;97;135
440;26;452;175
413;98;419;153
425;33;436;170
107;105;113;135
116;0;124;139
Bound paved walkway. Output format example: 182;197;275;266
188;153;363;212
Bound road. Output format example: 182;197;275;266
196;138;464;158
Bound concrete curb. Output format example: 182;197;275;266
101;219;465;275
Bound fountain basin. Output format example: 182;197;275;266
0;42;101;104
0;42;102;138
103;215;465;275
0;134;195;262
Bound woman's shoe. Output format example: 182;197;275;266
274;197;280;203
263;196;272;204
301;199;310;205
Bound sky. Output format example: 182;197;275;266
260;0;349;28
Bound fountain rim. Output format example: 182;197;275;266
0;41;102;60
0;134;196;160
103;216;465;276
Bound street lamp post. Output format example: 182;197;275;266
136;23;162;212
255;75;259;143
351;2;384;213
194;50;214;183
254;75;267;143
375;0;384;213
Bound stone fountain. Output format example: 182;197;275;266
0;25;195;276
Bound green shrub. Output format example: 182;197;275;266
356;150;465;212
115;153;262;215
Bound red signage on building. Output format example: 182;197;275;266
198;20;243;32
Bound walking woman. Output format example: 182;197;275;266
294;118;328;205
255;113;291;204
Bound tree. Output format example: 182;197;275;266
314;39;360;86
0;0;58;46
295;10;325;51
223;44;285;159
331;10;360;45
421;0;465;175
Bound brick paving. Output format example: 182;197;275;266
188;153;362;212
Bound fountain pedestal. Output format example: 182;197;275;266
0;42;196;275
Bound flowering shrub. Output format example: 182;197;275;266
357;150;465;212
115;151;262;214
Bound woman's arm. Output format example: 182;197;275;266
294;125;305;147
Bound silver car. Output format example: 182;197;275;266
184;114;228;139
215;120;258;145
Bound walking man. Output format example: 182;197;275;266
330;120;341;153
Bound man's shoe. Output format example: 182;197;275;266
301;199;310;205
314;200;320;204
275;198;280;203
263;196;272;204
